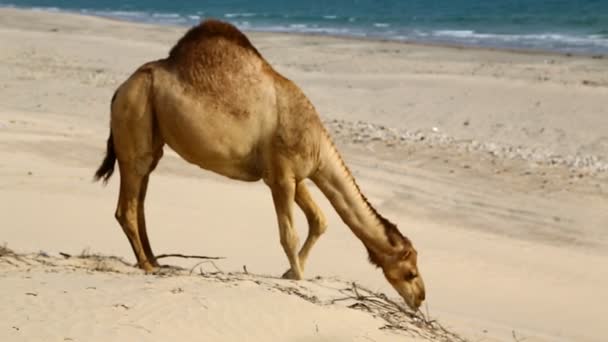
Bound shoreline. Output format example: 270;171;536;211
2;4;607;59
250;28;607;59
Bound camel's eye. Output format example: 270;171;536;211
404;271;417;281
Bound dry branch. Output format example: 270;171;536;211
322;282;467;342
188;260;223;275
155;253;224;260
0;245;16;257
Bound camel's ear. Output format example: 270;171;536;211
400;249;411;260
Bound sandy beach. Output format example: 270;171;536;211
1;7;607;342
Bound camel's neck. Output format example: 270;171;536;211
311;134;404;260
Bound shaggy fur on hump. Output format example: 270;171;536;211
168;19;262;59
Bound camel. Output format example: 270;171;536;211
94;19;425;309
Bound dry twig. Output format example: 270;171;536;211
188;260;223;275
155;253;224;260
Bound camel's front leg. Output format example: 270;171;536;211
281;181;327;279
268;179;303;280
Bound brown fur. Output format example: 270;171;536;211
169;19;263;59
167;19;265;91
322;133;412;267
95;19;425;309
169;19;262;60
94;91;119;183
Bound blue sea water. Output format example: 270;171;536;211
2;0;608;54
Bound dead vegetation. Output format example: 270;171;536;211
193;268;467;342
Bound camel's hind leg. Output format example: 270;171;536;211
112;68;163;271
282;181;327;278
137;153;162;267
115;151;162;271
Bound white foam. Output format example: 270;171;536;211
224;12;256;18
433;30;475;38
151;13;180;19
429;30;608;50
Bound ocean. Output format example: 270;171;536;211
2;0;608;54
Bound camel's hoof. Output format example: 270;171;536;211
140;263;160;274
281;269;301;280
147;267;163;274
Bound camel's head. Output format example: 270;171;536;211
380;245;425;310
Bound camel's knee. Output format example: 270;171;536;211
306;210;327;238
295;182;326;238
313;214;328;236
134;155;156;176
279;227;300;252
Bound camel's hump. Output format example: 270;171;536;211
168;19;262;59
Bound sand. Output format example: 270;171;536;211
1;7;607;342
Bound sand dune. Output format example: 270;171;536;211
1;248;463;342
1;7;607;342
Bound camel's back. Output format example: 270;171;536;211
165;20;270;92
169;19;263;62
158;20;281;127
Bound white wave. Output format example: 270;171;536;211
31;6;60;12
323;15;337;20
79;9;194;25
83;9;150;19
433;30;475;38
373;23;390;28
251;24;365;37
224;12;256;18
151;13;181;19
430;30;608;49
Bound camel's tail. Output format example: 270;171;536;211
94;132;116;184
